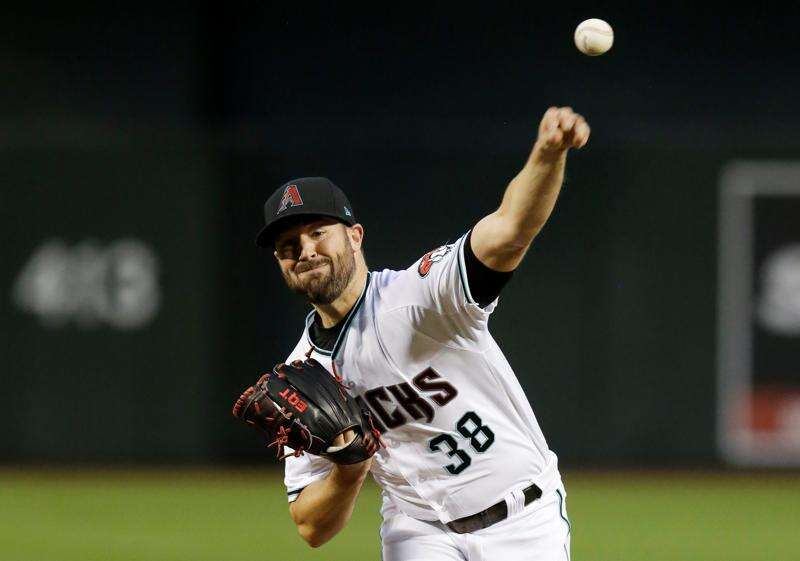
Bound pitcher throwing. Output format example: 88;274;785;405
235;107;590;560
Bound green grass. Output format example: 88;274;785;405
1;469;798;560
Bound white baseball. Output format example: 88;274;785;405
574;18;614;56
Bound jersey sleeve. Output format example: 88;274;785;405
404;231;498;327
284;451;333;503
461;230;514;307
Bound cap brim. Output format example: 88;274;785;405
254;224;277;248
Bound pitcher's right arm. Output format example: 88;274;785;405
289;458;372;548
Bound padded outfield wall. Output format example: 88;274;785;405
2;6;799;466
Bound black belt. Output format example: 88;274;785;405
445;483;542;534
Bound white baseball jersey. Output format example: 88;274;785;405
283;231;561;524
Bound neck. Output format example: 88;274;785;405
313;262;368;328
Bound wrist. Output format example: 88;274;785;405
530;142;568;165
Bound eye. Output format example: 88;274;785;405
276;242;297;258
311;229;325;239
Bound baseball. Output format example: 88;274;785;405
574;18;614;56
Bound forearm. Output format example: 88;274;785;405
471;147;567;271
496;147;568;245
289;461;371;548
471;107;589;271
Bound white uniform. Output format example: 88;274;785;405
283;232;571;560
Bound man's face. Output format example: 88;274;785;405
273;218;360;304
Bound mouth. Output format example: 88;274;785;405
297;262;329;275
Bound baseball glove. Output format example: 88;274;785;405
232;358;382;464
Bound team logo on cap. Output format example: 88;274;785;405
277;185;304;214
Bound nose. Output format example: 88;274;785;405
298;237;317;261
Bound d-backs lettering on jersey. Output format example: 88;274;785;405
282;232;561;524
355;368;458;432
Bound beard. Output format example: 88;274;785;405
282;250;357;304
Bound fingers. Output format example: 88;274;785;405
537;106;590;152
232;386;256;418
332;429;356;447
558;107;577;132
574;118;591;148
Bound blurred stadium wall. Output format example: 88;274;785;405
2;5;799;466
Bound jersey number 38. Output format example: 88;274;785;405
428;411;495;475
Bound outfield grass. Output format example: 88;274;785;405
1;468;798;560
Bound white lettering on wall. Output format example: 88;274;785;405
12;238;160;330
757;244;800;335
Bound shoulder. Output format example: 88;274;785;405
369;233;466;291
367;266;418;301
368;267;404;288
366;233;468;312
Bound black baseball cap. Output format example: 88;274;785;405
255;177;357;248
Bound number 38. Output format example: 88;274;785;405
428;411;495;475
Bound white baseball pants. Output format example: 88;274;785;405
381;486;571;561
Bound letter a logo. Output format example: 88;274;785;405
277;185;303;214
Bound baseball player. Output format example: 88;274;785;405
253;107;589;560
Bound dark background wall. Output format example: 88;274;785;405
2;4;798;465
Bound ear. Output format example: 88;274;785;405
347;224;364;252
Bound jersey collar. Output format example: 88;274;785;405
304;272;371;358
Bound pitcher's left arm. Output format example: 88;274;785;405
471;107;590;272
